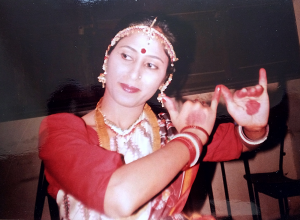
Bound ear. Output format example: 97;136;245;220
158;74;168;89
103;55;110;72
165;72;170;81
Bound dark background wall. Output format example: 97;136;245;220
0;0;299;122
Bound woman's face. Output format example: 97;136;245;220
105;32;169;108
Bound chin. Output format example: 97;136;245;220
115;96;147;108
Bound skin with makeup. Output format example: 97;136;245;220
39;15;269;220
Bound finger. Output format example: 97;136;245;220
236;86;263;98
259;68;268;88
235;88;248;98
248;85;264;97
219;84;234;106
210;85;221;111
220;85;238;114
163;96;179;120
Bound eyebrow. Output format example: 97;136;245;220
120;45;165;64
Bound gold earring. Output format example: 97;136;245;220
98;72;106;88
157;74;173;107
98;55;109;88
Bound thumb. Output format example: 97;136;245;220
163;96;179;120
219;85;234;108
210;85;221;111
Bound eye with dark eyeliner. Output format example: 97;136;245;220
121;53;132;60
146;63;158;69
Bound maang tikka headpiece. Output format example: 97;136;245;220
98;17;178;106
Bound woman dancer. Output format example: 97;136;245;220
39;15;269;220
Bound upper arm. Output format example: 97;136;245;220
38;113;124;213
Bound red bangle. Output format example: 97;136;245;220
171;137;196;171
182;131;203;146
180;125;209;141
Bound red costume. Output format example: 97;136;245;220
39;113;242;219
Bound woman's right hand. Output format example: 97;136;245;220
163;85;221;145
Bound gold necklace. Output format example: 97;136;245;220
98;108;145;135
95;99;161;152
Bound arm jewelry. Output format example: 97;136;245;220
180;125;210;143
238;124;269;145
171;132;202;169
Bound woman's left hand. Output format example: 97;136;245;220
220;68;269;131
163;85;221;145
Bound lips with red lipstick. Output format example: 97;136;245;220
120;83;140;93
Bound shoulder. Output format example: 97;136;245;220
38;113;97;152
81;110;96;129
44;112;81;121
40;113;88;133
42;112;83;124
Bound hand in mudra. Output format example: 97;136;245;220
163;86;221;144
220;68;269;131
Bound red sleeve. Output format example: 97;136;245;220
203;122;243;162
38;113;124;213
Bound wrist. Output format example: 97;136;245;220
171;132;202;170
180;125;210;145
243;125;268;140
238;124;269;146
243;125;267;133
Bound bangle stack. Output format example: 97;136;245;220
238;124;269;145
171;131;203;169
180;125;209;141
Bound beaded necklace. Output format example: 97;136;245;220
98;108;145;136
95;99;161;154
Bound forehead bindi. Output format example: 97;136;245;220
118;33;167;58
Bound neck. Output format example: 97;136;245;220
100;96;145;130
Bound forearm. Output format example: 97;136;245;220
104;140;190;218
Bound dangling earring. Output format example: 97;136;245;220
98;73;106;88
157;73;173;107
98;54;109;88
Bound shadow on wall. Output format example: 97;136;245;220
261;83;289;152
46;79;104;116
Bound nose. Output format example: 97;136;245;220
128;62;142;80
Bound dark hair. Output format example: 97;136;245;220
107;13;177;77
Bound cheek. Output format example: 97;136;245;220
106;61;125;81
143;81;161;95
143;73;166;89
